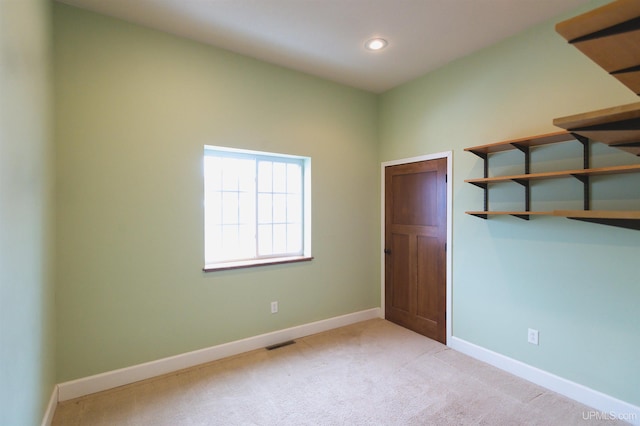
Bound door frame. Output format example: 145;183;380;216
380;151;453;345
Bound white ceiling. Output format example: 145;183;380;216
55;0;589;93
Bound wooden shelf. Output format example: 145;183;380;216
556;0;640;95
553;102;640;156
464;131;574;156
465;163;640;185
466;210;640;229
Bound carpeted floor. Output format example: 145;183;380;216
52;319;625;425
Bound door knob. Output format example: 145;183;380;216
384;249;391;255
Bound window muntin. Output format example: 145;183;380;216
204;146;309;268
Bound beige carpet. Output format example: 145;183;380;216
52;319;625;425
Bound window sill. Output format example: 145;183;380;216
203;256;314;272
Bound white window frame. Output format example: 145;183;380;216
203;145;312;271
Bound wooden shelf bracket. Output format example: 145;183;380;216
565;216;640;231
466;151;490;216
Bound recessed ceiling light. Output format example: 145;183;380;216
365;38;388;51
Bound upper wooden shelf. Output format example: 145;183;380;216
465;163;640;185
555;0;640;96
464;131;574;156
553;102;640;156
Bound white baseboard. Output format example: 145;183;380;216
450;337;640;426
57;308;382;402
40;385;58;426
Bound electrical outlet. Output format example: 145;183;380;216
528;328;539;345
271;301;278;314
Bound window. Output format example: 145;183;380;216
203;146;311;270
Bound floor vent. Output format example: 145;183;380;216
265;340;295;351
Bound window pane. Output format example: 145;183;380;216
273;162;287;193
221;158;240;191
287;224;302;253
258;224;272;255
273;194;287;223
258;161;272;192
204;224;222;262
258;193;272;224
287;194;301;223
273;224;287;254
287;163;301;193
204;192;222;225
238;192;254;225
238;224;255;258
204;157;223;191
222;192;239;224
238;159;255;192
222;225;239;255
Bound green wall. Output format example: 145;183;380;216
52;0;640;411
53;4;380;382
379;0;640;406
0;0;55;424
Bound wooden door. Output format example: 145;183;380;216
385;158;447;343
